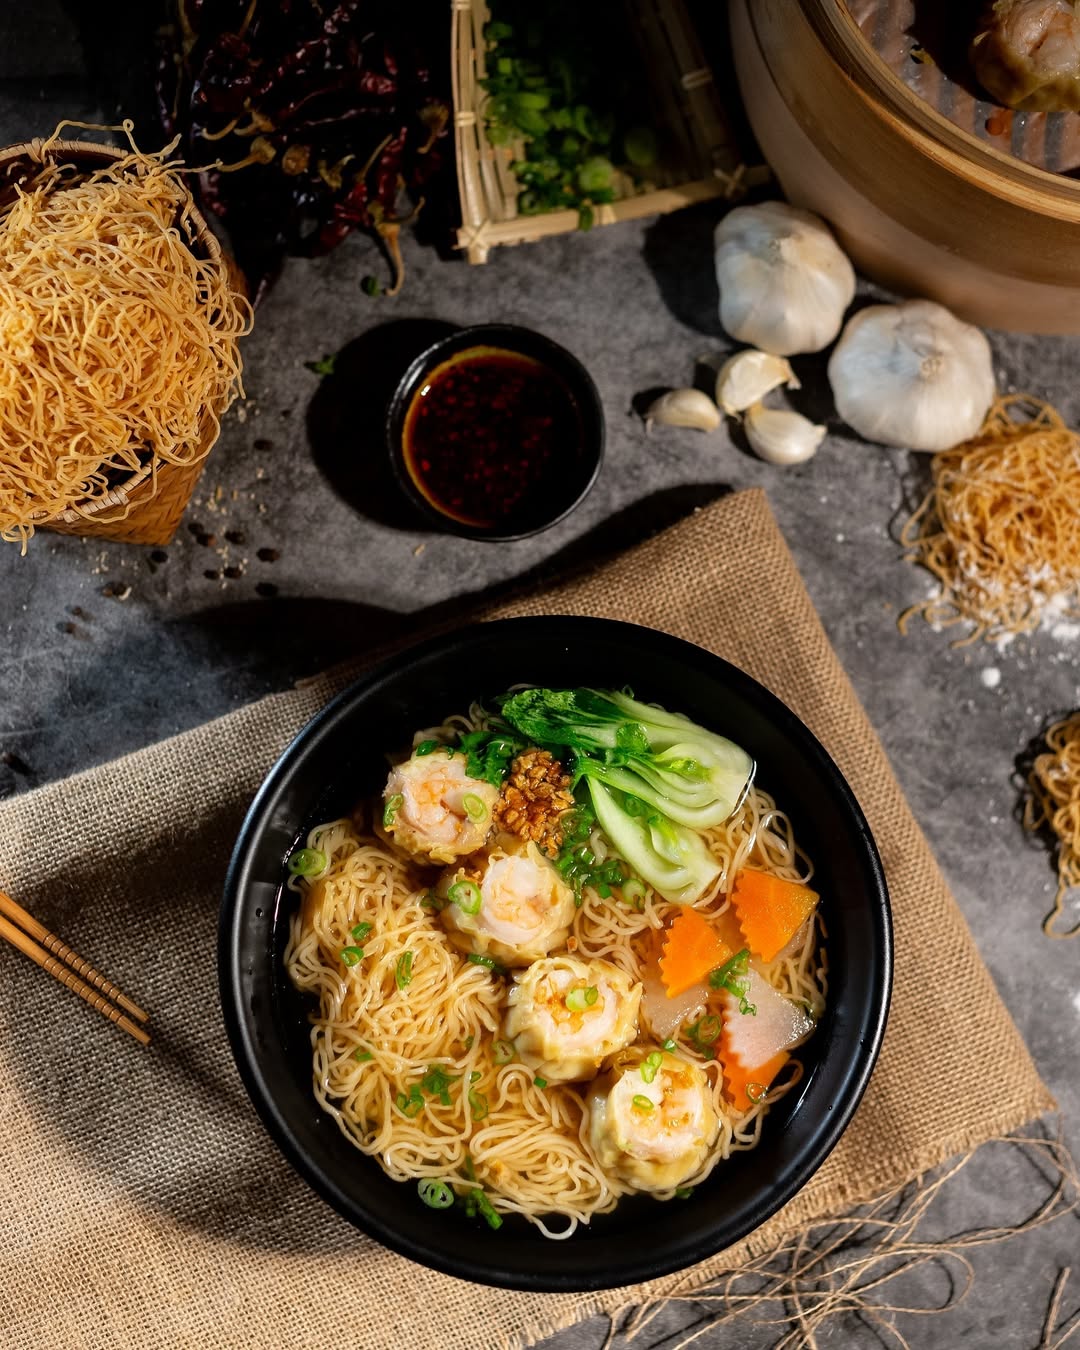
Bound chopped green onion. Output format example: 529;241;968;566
709;947;756;1015
421;1064;460;1105
464;1035;475;1050
414;739;441;756
493;1038;516;1065
640;1051;663;1084
351;921;372;942
420;892;446;912
632;1094;654;1112
340;945;365;967
533;1076;548;1089
675;1187;694;1200
361;274;381;298
746;1082;768;1105
383;793;404;827
448;880;482;916
468;1089;489;1121
417;1178;454;1209
464;1153;477;1182
471;1188;503;1230
288;847;326;877
686;1014;722;1059
353;1048;373;1063
395;951;414;989
470;1071;481;1083
462;793;488;823
467;953;505;974
564;985;599;1013
662;1038;677;1053
396;1086;424;1118
621;877;647;909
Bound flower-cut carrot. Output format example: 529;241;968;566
718;1043;789;1113
730;869;819;962
659;908;733;998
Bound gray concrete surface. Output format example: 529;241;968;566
2;5;1079;1347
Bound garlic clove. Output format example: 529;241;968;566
715;349;800;416
827;299;995;452
744;404;826;466
644;388;721;433
714;201;856;356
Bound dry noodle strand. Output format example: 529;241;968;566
899;395;1080;646
0;120;251;547
1024;713;1080;939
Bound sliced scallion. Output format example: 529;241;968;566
287;847;326;878
351;921;372;941
467;952;505;974
396;1087;424;1118
640;1051;663;1084
417;1178;454;1209
661;1038;677;1053
462;792;488;823
340;945;365;967
493;1038;516;1065
382;793;404;827
414;739;441;757
395;950;414;990
353;1048;373;1063
746;1082;768;1105
564;985;598;1013
468;1089;489;1121
533;1076;548;1089
631;1094;654;1112
675;1187;694;1200
448;880;482;915
471;1188;503;1230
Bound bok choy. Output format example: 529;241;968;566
500;688;755;904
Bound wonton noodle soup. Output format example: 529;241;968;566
285;690;827;1238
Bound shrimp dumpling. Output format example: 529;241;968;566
437;834;576;967
382;749;498;865
588;1052;718;1192
504;956;641;1083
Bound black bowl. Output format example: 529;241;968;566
220;617;891;1291
385;323;604;541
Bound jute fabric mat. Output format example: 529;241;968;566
0;488;1053;1349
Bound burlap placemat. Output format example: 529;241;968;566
0;488;1053;1350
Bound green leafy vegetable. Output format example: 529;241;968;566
457;725;524;787
414;739;443;757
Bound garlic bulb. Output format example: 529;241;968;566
644;388;720;433
713;202;856;356
745;404;825;466
827;300;995;452
715;349;800;416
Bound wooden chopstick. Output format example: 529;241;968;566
0;891;150;1046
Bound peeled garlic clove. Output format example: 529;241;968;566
644;388;721;433
744;404;826;466
715;349;800;416
827;299;995;452
714;201;856;356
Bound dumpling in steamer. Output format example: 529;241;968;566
588;1052;718;1192
504;956;642;1083
437;834;576;967
382;749;498;865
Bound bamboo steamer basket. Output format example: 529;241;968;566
0;138;231;545
729;0;1080;333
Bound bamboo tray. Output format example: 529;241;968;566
0;138;228;545
452;0;761;263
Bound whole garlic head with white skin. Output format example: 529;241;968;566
714;201;856;356
827;300;996;452
504;955;642;1083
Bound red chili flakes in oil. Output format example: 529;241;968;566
402;345;583;530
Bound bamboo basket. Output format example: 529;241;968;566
730;0;1080;334
0;138;231;545
452;0;762;263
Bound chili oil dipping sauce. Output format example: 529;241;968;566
389;325;604;540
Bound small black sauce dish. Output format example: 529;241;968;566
386;323;604;541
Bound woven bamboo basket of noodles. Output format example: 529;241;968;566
0;137;244;546
452;0;763;263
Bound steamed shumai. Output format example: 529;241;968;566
382;748;498;865
437;834;576;967
504;955;642;1083
588;1052;718;1191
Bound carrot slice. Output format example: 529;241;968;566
659;909;733;998
718;1044;789;1113
730;869;819;962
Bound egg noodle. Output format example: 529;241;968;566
0;120;251;548
285;707;828;1238
899;395;1080;646
1024;712;1080;940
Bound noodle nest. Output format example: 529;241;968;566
285;757;827;1237
0;123;252;546
1024;712;1080;939
900;395;1080;646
